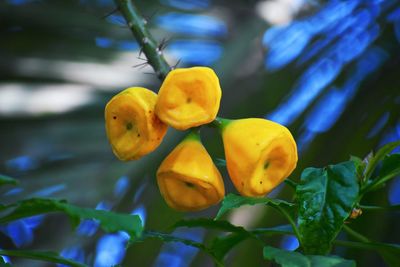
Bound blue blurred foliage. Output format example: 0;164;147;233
96;2;226;65
113;175;130;197
155;12;227;37
153;228;204;267
6;155;38;173
367;112;390;138
58;246;85;267
167;40;223;65
280;235;300;251
94;232;129;267
388;177;400;205
77;201;112;237
265;0;399;151
93;206;145;266
160;0;210;10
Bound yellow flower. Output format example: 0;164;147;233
105;87;168;161
155;67;222;130
221;118;298;197
157;132;225;211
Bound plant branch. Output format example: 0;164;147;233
114;0;171;80
0;249;87;267
273;205;301;242
343;225;369;243
360;204;400;211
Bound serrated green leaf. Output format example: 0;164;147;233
263;246;355;267
296;161;359;254
0;249;87;267
0;198;142;239
215;194;294;220
364;141;400;180
350;155;366;183
0;174;18;187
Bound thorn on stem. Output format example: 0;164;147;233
101;7;119;20
172;59;181;69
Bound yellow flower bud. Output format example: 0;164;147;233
157;132;225;211
155;67;222;130
105;87;167;161
221;118;298;197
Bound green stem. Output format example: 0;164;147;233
333;240;374;250
185;127;201;141
284;179;297;189
209;117;232;132
273;205;301;242
114;0;171;80
360;204;400;211
343;225;370;243
0;249;87;267
362;170;400;194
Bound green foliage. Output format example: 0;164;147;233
2;143;399;266
0;249;87;267
296;161;359;254
364;141;400;180
215;193;294;220
263;246;356;267
0;198;143;239
0;174;18;187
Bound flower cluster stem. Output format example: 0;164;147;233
114;0;171;80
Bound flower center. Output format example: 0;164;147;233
126;122;133;130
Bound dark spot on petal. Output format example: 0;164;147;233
137;133;140;137
113;116;117;120
185;182;195;188
241;182;244;186
186;97;192;103
264;162;270;169
260;181;263;184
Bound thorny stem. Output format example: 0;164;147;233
114;0;171;81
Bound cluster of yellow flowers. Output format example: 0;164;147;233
105;67;298;211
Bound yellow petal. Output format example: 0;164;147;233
157;133;225;211
222;118;297;197
105;87;168;161
155;67;222;130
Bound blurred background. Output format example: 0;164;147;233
0;0;399;266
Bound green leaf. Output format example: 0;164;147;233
362;153;400;193
364;141;400;180
173;218;252;234
0;198;142;239
263;246;355;267
0;249;87;267
296;161;359;254
215;193;294;220
350;155;366;183
211;232;255;261
0;174;18;187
